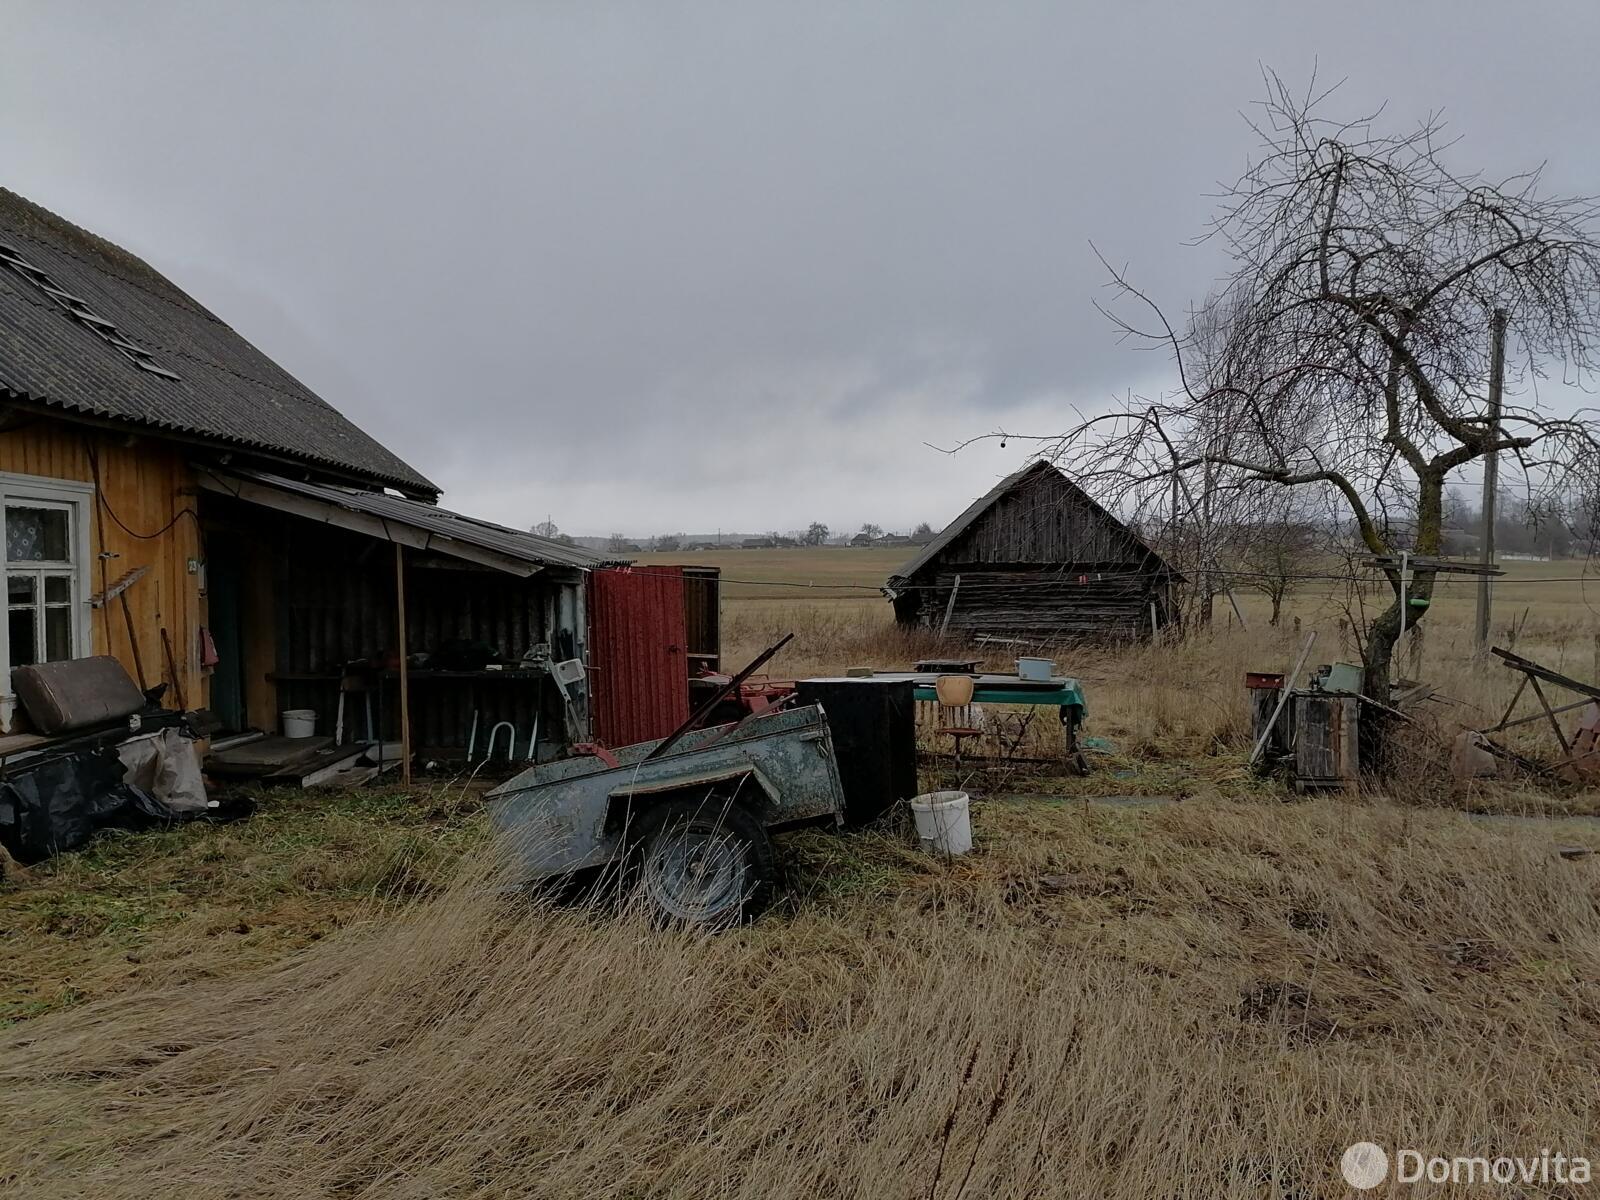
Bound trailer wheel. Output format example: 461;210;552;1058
633;796;774;927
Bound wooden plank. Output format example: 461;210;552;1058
295;745;380;788
1492;647;1600;700
207;734;333;778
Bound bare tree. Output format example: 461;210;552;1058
1238;507;1318;626
803;521;829;546
859;522;883;540
1040;75;1600;696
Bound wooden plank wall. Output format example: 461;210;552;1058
952;469;1152;565
907;567;1169;643
897;469;1174;642
0;417;203;715
272;519;568;752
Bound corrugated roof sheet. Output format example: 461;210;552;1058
0;188;437;497
208;467;620;572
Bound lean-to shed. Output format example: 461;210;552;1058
886;461;1179;643
0;185;714;765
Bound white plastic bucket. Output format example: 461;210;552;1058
910;790;973;856
282;709;317;738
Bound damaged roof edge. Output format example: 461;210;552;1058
0;389;440;500
197;466;628;574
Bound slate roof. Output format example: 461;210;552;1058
0;188;437;497
888;459;1176;583
205;467;619;573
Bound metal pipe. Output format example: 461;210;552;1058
485;720;516;762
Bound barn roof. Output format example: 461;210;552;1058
0;188;438;498
887;459;1175;583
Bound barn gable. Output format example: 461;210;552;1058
887;461;1178;643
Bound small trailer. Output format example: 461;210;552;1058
485;703;846;926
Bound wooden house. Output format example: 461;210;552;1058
886;461;1179;643
0;188;712;764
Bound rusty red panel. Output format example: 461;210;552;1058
589;566;690;748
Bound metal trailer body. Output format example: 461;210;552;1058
485;702;846;884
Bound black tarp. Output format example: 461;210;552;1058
0;745;245;865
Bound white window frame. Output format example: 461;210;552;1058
0;471;94;732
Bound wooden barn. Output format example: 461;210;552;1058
0;187;716;773
886;461;1180;643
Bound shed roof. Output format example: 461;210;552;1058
198;467;619;576
0;188;437;497
888;459;1175;583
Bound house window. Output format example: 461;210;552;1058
0;474;93;721
8;503;78;667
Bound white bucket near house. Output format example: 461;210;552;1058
281;709;317;738
909;790;973;856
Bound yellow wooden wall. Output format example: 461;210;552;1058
0;417;204;718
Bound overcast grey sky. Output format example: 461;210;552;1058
6;1;1599;536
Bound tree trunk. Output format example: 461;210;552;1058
1269;593;1283;626
1363;473;1445;700
1362;569;1437;699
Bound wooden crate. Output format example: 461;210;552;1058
1293;692;1359;791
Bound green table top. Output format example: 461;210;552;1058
801;673;1087;713
878;674;1087;712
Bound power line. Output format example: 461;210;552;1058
609;562;1600;593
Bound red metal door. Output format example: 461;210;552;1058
588;566;690;747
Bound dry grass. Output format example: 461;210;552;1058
4;796;1600;1198
4;556;1600;1196
719;559;1600;810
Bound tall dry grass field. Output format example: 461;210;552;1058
3;551;1599;1197
5;796;1600;1199
703;553;1600;795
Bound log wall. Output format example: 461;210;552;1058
896;466;1176;643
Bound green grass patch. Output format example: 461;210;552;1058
0;780;489;1026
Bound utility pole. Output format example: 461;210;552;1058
1475;307;1507;649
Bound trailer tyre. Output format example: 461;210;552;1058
632;796;774;927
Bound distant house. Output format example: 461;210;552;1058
874;533;914;547
741;537;777;550
849;533;873;547
886;461;1180;642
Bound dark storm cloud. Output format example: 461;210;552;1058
5;1;1599;534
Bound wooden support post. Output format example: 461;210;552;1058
939;575;962;638
119;591;148;690
395;543;412;785
1529;676;1573;759
1475;307;1506;649
1494;674;1529;730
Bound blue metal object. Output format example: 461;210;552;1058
485;703;846;883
